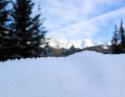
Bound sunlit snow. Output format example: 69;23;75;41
0;51;125;97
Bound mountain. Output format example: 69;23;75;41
42;38;112;57
45;38;98;49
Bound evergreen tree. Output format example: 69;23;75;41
0;0;13;60
28;8;46;57
111;20;125;54
0;0;9;32
11;0;46;57
112;25;120;53
119;20;125;47
112;25;118;45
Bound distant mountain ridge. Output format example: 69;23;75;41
42;38;112;56
45;38;98;49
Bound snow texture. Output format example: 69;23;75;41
0;51;125;97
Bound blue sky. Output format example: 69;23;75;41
35;0;125;43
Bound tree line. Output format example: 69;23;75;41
0;0;46;61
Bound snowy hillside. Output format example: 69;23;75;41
0;51;125;97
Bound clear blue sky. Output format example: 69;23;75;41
34;0;125;43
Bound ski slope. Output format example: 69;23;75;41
0;51;125;97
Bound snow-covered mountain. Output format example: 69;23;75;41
45;38;98;49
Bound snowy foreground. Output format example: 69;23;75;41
0;51;125;97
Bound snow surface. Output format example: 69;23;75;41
0;51;125;97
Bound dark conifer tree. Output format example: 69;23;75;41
0;0;9;32
112;25;119;53
111;20;125;54
28;7;46;57
112;25;118;45
119;20;125;47
0;0;13;60
11;0;46;57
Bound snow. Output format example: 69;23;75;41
0;51;125;97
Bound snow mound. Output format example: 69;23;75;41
0;51;125;97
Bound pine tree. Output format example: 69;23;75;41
11;0;46;57
111;20;125;54
28;7;46;57
112;25;118;45
0;0;13;60
119;20;125;48
112;25;119;53
0;0;9;32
